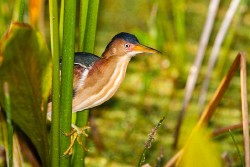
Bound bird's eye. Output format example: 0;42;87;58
124;44;130;48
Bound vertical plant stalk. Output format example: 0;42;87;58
170;0;186;73
72;112;89;167
19;0;25;22
72;0;90;165
198;0;241;108
59;0;64;52
4;82;13;167
173;0;220;149
12;0;25;22
59;0;77;166
49;0;60;165
72;1;99;167
82;0;99;53
78;0;89;51
215;0;247;78
240;53;249;167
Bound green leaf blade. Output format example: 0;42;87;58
0;22;52;167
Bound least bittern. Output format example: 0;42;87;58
47;32;160;115
47;32;160;155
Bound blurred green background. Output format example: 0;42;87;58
1;0;250;166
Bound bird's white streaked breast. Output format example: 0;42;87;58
87;61;128;108
73;57;130;112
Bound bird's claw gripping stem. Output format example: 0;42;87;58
63;125;90;156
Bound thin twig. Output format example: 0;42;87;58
212;123;248;137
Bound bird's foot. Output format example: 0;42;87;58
63;124;90;156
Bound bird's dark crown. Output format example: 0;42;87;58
105;32;139;50
111;32;139;44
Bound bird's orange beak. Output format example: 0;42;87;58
133;44;161;54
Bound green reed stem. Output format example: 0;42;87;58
18;0;25;22
49;0;60;165
78;0;89;51
83;0;99;53
171;0;186;74
59;0;77;166
59;0;64;52
72;111;89;167
72;1;99;166
71;1;89;167
12;0;25;22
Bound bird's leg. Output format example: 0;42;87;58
63;124;90;156
76;132;89;151
63;132;77;156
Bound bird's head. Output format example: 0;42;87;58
102;32;160;59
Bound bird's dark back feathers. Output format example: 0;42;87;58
74;52;100;68
59;52;100;68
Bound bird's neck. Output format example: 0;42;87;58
96;55;131;81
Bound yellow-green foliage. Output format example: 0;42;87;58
177;127;221;167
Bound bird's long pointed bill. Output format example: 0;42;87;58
133;44;161;54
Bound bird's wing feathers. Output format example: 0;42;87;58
73;52;100;97
48;52;100;103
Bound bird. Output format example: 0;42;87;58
47;32;160;117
